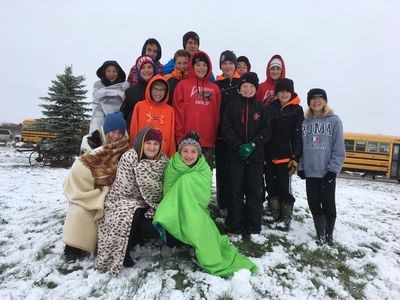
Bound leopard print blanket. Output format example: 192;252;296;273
94;148;168;276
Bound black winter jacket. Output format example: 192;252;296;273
120;81;147;132
222;95;271;162
215;77;241;138
264;96;304;162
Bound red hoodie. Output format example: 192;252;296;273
130;75;176;157
256;54;286;106
173;51;221;147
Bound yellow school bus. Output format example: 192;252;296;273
21;119;56;144
343;132;400;180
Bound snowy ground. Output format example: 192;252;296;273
0;146;399;300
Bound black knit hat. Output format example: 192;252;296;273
237;56;251;71
219;50;237;66
307;88;327;105
275;78;294;94
239;72;259;90
183;31;200;49
192;52;209;68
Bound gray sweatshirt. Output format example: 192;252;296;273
298;113;346;178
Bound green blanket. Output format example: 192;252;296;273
153;153;257;276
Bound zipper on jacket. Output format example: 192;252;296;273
245;98;249;142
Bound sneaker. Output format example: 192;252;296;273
276;221;290;232
315;236;324;246
325;234;334;246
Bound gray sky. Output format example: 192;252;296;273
1;0;399;135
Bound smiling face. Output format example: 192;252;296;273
309;96;326;115
240;82;256;98
185;38;199;55
143;140;161;160
236;61;248;76
151;81;167;103
269;66;282;81
107;129;124;142
175;56;189;72
277;90;292;105
220;61;236;78
140;63;154;81
193;61;208;79
145;43;158;60
180;144;199;166
105;65;119;83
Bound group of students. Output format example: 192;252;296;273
62;30;346;277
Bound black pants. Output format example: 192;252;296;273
226;160;264;234
127;208;159;249
202;147;215;170
215;140;230;210
306;177;336;234
265;160;295;204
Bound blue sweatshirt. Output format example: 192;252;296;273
298;113;346;178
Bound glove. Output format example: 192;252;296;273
87;130;102;149
297;170;306;179
323;171;336;181
238;142;256;159
287;159;298;176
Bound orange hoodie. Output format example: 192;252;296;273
130;75;176;157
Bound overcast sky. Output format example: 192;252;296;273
1;0;399;135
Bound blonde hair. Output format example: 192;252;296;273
305;103;334;120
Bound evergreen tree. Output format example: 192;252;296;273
40;65;90;164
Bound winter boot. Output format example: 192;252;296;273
123;250;134;267
64;245;86;262
269;196;280;222
312;214;326;246
324;217;336;246
280;202;294;231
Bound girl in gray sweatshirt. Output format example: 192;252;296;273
297;88;345;246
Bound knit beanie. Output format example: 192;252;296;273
192;52;209;68
269;58;283;70
307;88;327;105
237;56;251;71
135;55;155;71
239;72;259;90
275;78;294;94
178;131;201;154
103;111;126;134
183;31;200;48
219;50;237;66
143;128;163;144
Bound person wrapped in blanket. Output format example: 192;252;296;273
153;131;257;276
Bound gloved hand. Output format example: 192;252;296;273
323;171;336;181
287;159;298;176
238;142;256;159
297;170;306;179
87;130;102;149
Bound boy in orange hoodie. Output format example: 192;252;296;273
130;75;176;157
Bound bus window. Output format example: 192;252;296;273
355;140;366;152
367;142;378;153
378;143;389;153
345;140;354;151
